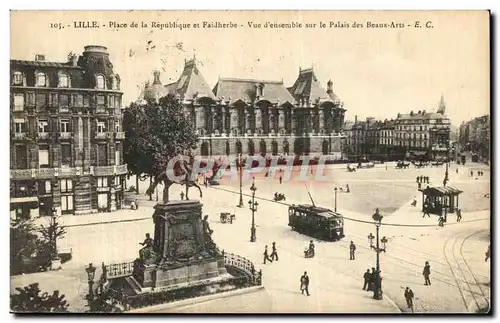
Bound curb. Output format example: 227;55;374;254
383;293;403;313
126;285;265;313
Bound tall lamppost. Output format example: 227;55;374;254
333;187;338;212
248;177;258;242
85;263;96;300
237;154;244;208
443;140;450;187
367;208;388;300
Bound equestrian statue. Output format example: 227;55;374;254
145;151;203;203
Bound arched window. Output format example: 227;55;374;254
58;72;69;88
12;71;23;85
235;141;242;155
96;74;106;89
36;72;47;87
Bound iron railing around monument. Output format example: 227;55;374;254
218;248;262;286
106;262;135;279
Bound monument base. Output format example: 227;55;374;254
134;257;227;290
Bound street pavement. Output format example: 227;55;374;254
11;162;490;313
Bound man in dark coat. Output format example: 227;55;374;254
368;267;376;291
270;242;279;261
263;245;273;264
363;269;371;290
300;271;310;296
423;261;431;285
349;241;356;260
404;287;414;311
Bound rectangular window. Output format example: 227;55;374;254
36;73;46;87
61;144;72;167
38;145;49;168
97;121;106;133
97;177;108;188
97;95;105;107
59;94;69;107
15;145;27;169
115;120;120;132
38;120;49;133
75;94;83;107
60;119;70;133
50;93;58;106
97;144;107;166
61;195;74;212
83;95;89;107
109;96;115;108
60;179;73;193
14;119;26;133
115;144;121;165
36;93;47;110
44;180;52;194
13;94;24;111
27;93;35;106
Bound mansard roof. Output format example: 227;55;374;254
288;67;334;104
212;78;295;105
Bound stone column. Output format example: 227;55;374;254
255;108;263;134
211;107;218;135
245;109;252;135
230;108;238;135
221;108;226;134
319;109;325;133
278;109;285;134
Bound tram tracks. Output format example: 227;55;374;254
442;229;490;312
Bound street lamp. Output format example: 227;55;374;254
334;187;338;212
368;208;387;300
248;177;258;242
85;263;96;300
237;154;244;208
443;141;450;186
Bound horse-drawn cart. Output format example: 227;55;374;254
220;212;236;224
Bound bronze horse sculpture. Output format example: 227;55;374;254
145;159;203;203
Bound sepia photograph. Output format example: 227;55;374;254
8;10;491;314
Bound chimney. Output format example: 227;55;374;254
397;113;401;118
418;110;421;115
153;70;162;85
410;111;414;116
355;115;358;124
422;110;426;115
71;55;78;66
327;79;333;94
35;54;46;61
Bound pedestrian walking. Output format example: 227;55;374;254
423;261;431;285
279;176;282;184
349;241;356;260
270;242;279;261
418;182;422;190
425;176;429;183
423;203;431;218
263;245;273;264
180;191;185;200
404;287;415;312
363;269;371;290
300;271;310;296
416;176;420;184
470;170;473;177
438;216;445;227
456;208;462;222
456;168;458;174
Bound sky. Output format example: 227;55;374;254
10;10;490;126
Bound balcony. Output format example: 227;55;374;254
95;132;109;140
114;132;125;140
115;164;128;175
37;132;50;140
59;132;73;140
94;165;115;176
12;133;27;141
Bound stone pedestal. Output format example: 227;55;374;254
133;200;227;290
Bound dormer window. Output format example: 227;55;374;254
58;72;70;88
96;75;105;89
36;72;47;87
13;71;23;85
111;76;119;90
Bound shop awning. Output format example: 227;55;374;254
10;196;38;204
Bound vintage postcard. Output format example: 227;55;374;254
9;10;490;314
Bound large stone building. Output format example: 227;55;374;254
344;95;450;161
459;114;490;161
394;95;451;159
10;45;127;219
142;58;346;158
